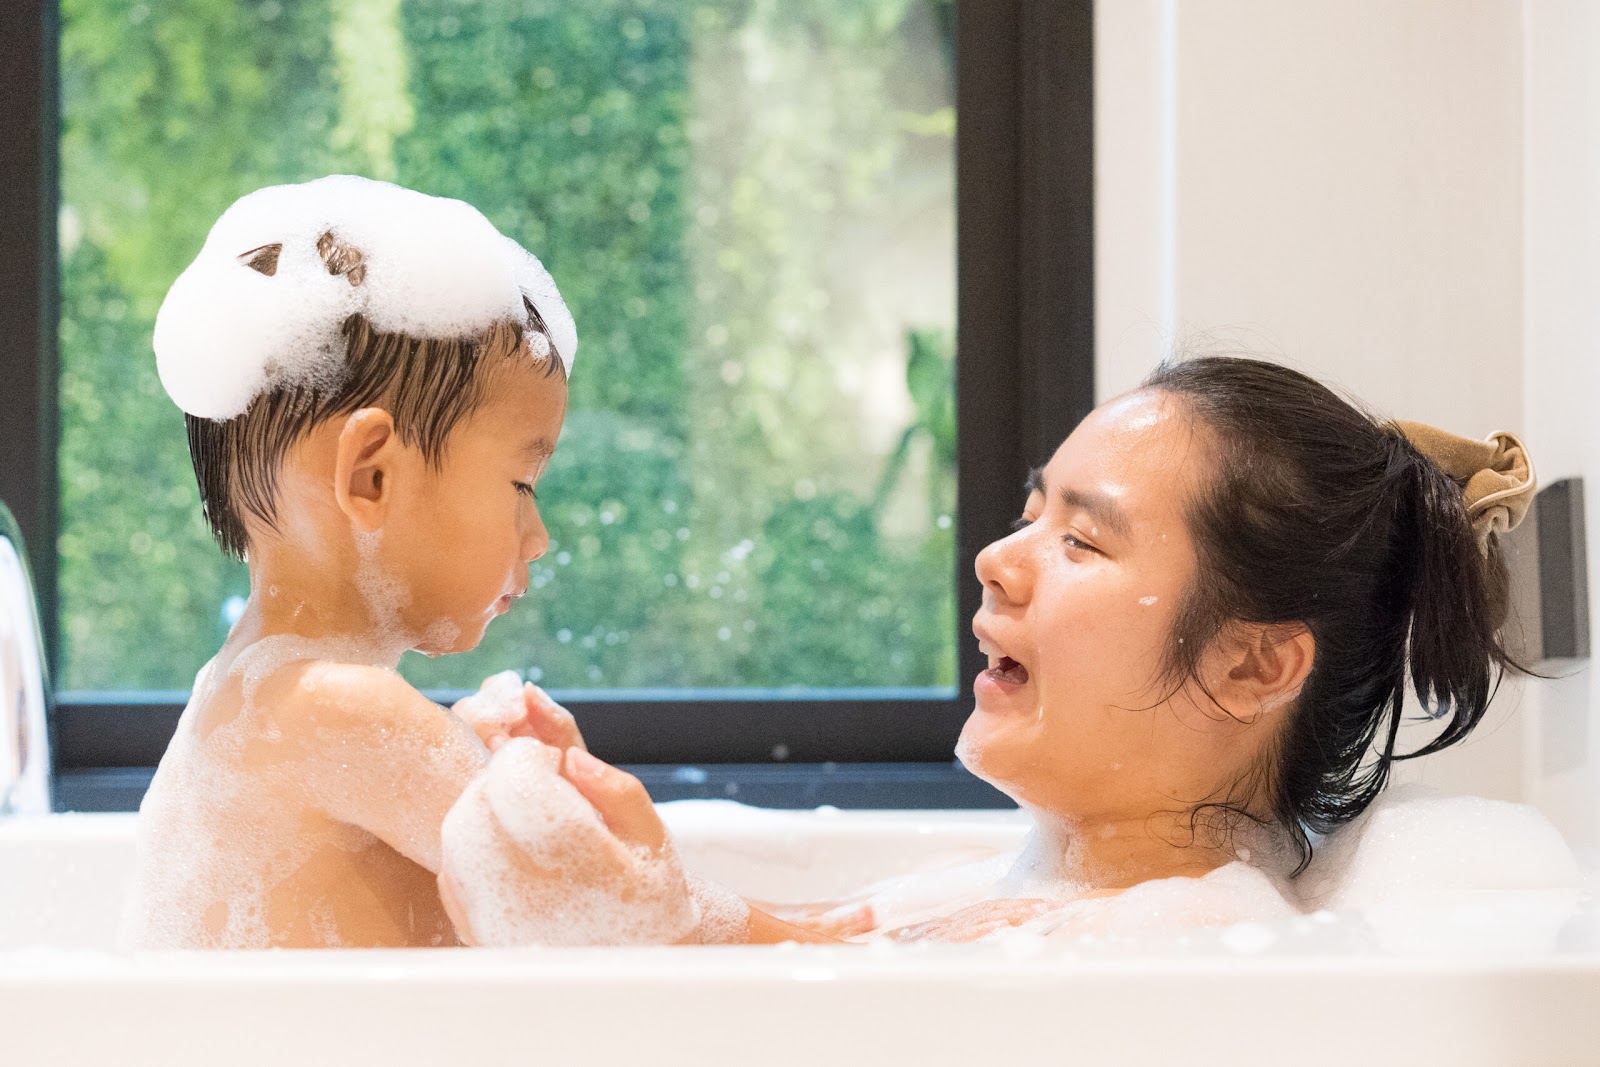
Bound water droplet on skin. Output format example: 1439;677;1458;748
1139;596;1158;606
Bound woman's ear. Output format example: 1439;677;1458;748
333;408;398;529
1224;623;1315;722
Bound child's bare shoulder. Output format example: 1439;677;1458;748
229;654;485;871
253;657;443;738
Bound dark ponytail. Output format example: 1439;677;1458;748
1388;430;1514;758
1142;356;1523;872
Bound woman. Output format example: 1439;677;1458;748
439;355;1536;945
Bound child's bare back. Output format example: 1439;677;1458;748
127;636;484;948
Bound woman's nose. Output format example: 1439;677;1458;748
975;530;1032;606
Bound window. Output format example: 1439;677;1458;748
0;1;1093;804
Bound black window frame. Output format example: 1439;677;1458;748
0;0;1094;808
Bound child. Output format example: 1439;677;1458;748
123;176;693;949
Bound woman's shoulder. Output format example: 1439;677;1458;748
1043;861;1299;940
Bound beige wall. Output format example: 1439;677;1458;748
1096;0;1598;842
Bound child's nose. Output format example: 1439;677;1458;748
523;509;550;563
975;528;1033;607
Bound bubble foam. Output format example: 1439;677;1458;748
155;175;577;420
451;670;528;736
440;738;697;947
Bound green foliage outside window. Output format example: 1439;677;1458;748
57;0;957;693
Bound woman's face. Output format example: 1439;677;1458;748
958;390;1259;820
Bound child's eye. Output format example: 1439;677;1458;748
1062;533;1097;554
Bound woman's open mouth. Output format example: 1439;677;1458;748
974;623;1031;693
987;655;1030;686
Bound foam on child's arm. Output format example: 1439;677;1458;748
439;738;698;947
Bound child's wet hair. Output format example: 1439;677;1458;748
1142;355;1523;873
187;231;567;559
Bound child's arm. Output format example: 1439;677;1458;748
450;739;849;945
275;661;486;873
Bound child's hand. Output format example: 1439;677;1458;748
438;739;695;947
453;671;587;753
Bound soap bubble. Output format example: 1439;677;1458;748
154;175;577;420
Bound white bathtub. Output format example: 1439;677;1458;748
2;804;1597;1067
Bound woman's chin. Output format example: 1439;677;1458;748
955;716;1008;785
956;698;1045;803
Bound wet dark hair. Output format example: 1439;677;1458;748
186;232;566;559
1142;355;1522;872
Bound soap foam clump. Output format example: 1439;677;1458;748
1024;861;1301;945
1295;783;1582;953
451;670;528;736
684;874;752;944
1299;783;1580;903
155;175;577;420
440;738;698;947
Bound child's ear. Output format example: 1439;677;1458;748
333;408;399;529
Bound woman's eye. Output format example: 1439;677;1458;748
1062;533;1096;554
1010;516;1033;533
514;481;537;501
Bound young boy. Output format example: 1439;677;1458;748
124;176;689;949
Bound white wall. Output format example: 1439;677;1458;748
1521;0;1600;848
1096;0;1598;842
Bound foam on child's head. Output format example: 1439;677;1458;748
154;175;578;420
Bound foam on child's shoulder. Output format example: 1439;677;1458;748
154;175;578;420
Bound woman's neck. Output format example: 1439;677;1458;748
1000;809;1246;898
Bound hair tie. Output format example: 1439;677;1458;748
1394;420;1536;550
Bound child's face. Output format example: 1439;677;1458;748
383;358;569;654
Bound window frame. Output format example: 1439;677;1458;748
0;0;1094;804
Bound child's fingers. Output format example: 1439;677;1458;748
520;683;587;751
560;747;666;852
